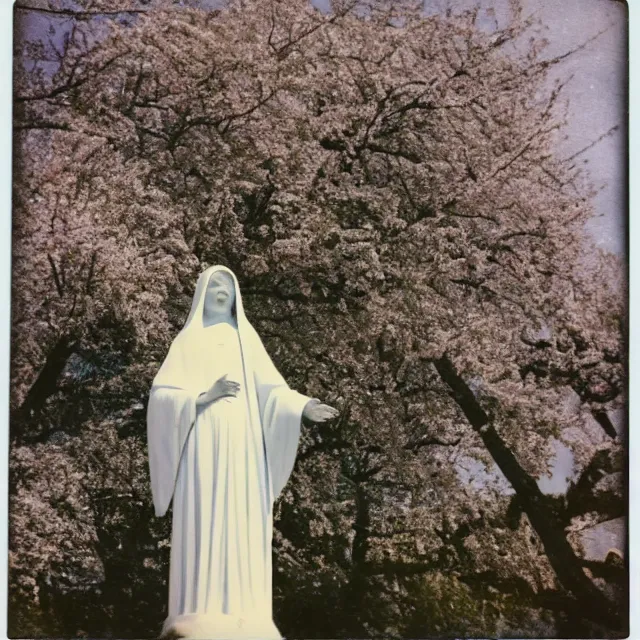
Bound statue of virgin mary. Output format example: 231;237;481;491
147;265;337;640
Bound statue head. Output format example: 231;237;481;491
203;270;236;324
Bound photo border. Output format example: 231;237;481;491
0;1;635;638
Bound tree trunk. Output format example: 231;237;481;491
343;482;370;635
11;334;76;443
433;355;624;632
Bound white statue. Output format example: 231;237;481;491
146;265;337;640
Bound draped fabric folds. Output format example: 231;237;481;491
146;266;310;639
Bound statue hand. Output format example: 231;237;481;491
198;374;240;406
303;399;339;423
211;374;241;400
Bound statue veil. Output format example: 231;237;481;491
147;265;309;518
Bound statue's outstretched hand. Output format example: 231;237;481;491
303;399;339;423
197;374;240;406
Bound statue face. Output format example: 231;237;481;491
203;271;236;319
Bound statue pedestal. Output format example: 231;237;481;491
161;612;282;640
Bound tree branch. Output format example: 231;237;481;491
432;354;623;630
14;5;148;18
404;434;462;451
47;254;64;298
14;121;71;132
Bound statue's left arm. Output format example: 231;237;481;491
248;328;336;501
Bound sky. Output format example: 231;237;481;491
421;0;628;256
529;0;627;256
308;0;628;253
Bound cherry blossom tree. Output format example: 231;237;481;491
10;0;626;637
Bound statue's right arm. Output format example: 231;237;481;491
196;390;212;407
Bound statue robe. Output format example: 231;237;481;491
146;266;310;640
